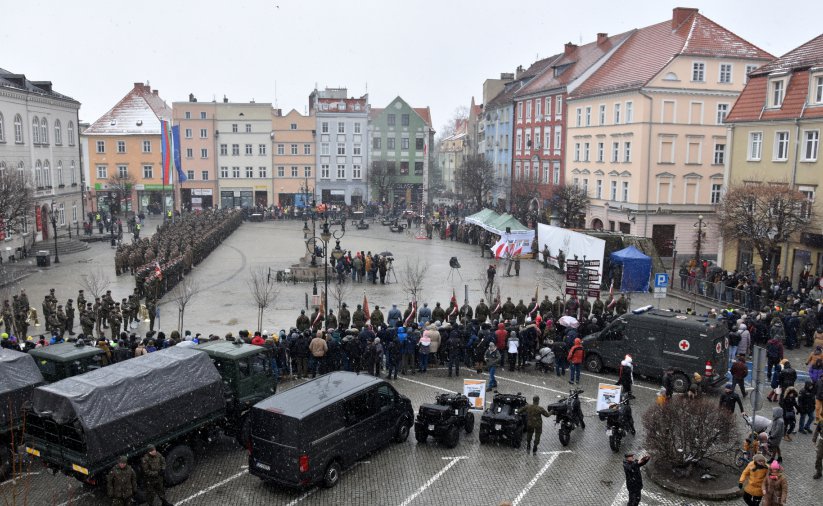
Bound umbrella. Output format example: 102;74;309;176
379;251;393;257
558;315;579;328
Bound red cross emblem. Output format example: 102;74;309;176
679;340;690;351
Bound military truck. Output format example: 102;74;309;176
28;341;105;383
24;342;274;486
1;348;46;480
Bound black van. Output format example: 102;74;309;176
582;306;729;393
249;371;413;488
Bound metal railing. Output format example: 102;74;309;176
673;276;764;310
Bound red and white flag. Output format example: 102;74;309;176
607;281;617;308
363;291;370;320
154;261;163;280
449;289;458;316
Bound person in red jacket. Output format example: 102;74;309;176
567;337;585;385
495;322;508;368
251;331;266;346
731;354;749;397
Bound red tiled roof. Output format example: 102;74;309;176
414;107;432;126
724;77;766;122
85;83;172;135
571;12;773;99
515;31;634;98
487;54;562;108
752;33;823;75
727;70;823;122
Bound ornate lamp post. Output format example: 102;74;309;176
49;201;60;264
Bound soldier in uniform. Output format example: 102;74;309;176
310;307;324;332
592;294;605;318
431;302;446;323
81;303;95;337
552;296;565;320
65;299;76;335
54;305;67;338
146;298;157;332
110;303;123;340
296;310;310;332
518;395;551;454
352;304;365;330
604;294;616;316
565;295;580;317
515;299;528;325
370;305;384;328
77;290;86;310
326;310;337;331
557;249;566;273
141;446;172;506
542;245;550;268
120;298;131;329
501;297;516;321
93;297;104;336
338;303;351;330
474;298;489;324
616;294;629;315
459;302;473;323
46;308;61;335
489;297;502;322
42;295;55;324
402;303;415;326
18;289;30;314
2;300;13;335
580;297;592;319
540;296;553;320
107;456;137;506
526;297;539;320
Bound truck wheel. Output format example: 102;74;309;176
585;354;603;373
671;372;690;394
0;445;11;481
510;427;523;448
559;428;570;447
394;418;411;443
163;444;195;486
442;426;460;449
464;412;475;434
322;460;341;488
478;428;489;444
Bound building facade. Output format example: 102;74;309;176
272;108;315;207
368;97;433;206
84;82;173;216
722;34;823;283
566;7;772;260
309;88;369;206
0;68;83;252
215;102;273;209
436;119;467;195
173;98;217;210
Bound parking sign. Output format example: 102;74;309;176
654;273;669;288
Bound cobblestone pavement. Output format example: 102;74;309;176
2;219;820;505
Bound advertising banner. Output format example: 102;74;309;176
596;383;622;412
463;379;487;410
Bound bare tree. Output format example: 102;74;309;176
80;268;111;300
368;161;397;203
329;280;352;313
106;172;135;216
170;276;198;334
455;155;497;209
539;269;567;301
718;184;811;275
247;267;279;333
400;258;429;304
551;184;590;229
439;105;468;139
0;169;35;238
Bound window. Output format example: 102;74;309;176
354;123;361;134
304;144;311;155
304;166;311;178
553;162;560;185
517;102;523;121
585;106;591;126
200;128;207;139
353;144;361;155
277;166;285;177
596;179;603;199
42;161;51;186
40;118;48;144
716;103;729;125
800;187;815;219
0;113;5;142
574;143;580;161
232;123;238;133
692;62;705;82
186;148;194;158
802;130;820;161
72;204;77;223
185;128;192;138
232;166;240;178
143;140;151;153
387;137;395;150
598;104;606;125
774;131;790;161
338;122;345;134
70;161;76;185
201;148;208;158
373;137;382;149
258;167;267;178
335;165;345;178
719;63;732;84
201;170;209;181
545;97;552;118
544;129;551;151
575;108;582;127
535;99;542;119
67;121;74;145
321;164;330;178
220;166;229;178
401;137;409;150
597;142;604;162
290;166;298;177
321;143;330;155
516;131;522;151
219;144;227;156
337;144;346;155
258;144;267;156
290;123;297;130
386;162;396;174
245;144;253;155
14;114;23;143
526;101;532;120
625;102;633;124
623;142;632;163
277;144;284;155
610;180;617;200
748;132;763;160
57;161;64;186
245;167;253;178
687;140;702;164
555;96;562;118
32;117;40;144
713;143;726;165
54;119;62;145
388;114;396;126
554;127;561;154
771;79;785;107
814;76;823;104
413;162;423;176
187;170;195;180
583;142;590;162
200;112;207;120
185;112;191;119
117;140;126;153
745;64;758;84
711;183;722;204
96;140;105;153
398;162;408;175
321;122;329;133
232;144;240;156
353;164;362;178
401;114;409;126
525;132;531;151
143;165;153;178
245;124;252;133
612;142;620;162
614;103;621;124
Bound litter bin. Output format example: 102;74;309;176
36;250;51;267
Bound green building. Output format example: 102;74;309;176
368;97;434;206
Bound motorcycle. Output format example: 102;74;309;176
596;395;635;452
547;389;585;446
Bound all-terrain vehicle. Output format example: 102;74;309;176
414;393;474;448
547;389;585;446
478;392;527;448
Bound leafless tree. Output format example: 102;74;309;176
439;105;468;139
170;276;198;334
106;172;135;216
718;184;811;275
329;280;352;313
400;259;429;305
455;155;497;209
0;169;35;238
551;184;590;229
368;161;397;203
248;267;279;333
80;268;111;300
539;269;567;301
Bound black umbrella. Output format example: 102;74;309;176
379;251;393;257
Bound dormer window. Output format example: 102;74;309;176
812;74;823;104
769;78;786;108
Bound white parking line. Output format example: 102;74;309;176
609;483;710;506
397;376;458;393
396;456;467;506
581;372;658;392
484;373;596;402
512;451;570;505
55;491;95;506
176;470;248;505
285;486;318;506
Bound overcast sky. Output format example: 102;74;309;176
2;0;819;132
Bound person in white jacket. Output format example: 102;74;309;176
507;331;519;372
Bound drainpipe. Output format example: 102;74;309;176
639;90;654;237
785;103;807;280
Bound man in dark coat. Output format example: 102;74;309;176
338;303;351;330
623;452;650;506
107;456;137;506
141;445;172;506
352;304;366;329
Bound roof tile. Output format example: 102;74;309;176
84;83;172;135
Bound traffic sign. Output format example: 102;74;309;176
654;273;669;288
653;287;667;299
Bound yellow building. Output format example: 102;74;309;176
272;109;315;207
722;34;823;284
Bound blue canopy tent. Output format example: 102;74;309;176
609;246;652;292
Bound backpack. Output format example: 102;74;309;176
766;341;780;358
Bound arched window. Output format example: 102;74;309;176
17;161;24;175
70;160;76;185
41;118;49;144
32;117;40;144
54;119;62;145
14;114;23;143
0;112;5;142
67;121;75;146
0;161;6;173
43;160;51;187
57;161;64;186
35;160;42;188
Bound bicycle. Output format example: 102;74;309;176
734;413;771;468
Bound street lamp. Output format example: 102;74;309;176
49;201;60;264
305;220;346;324
694;214;704;267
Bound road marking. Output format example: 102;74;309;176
512;451;570;505
56;491;94;506
176;470;248;505
397;456;467;506
284;460;371;505
0;472;41;487
483;373;596;402
580;371;658;392
609;483;710;506
397;376;458;393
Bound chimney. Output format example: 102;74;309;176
153;90;159;96
500;72;514;81
133;82;144;90
672;7;698;28
564;42;577;56
597;33;608;45
223;95;229;103
515;65;525;78
273;108;282;117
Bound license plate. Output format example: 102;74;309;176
428;424;434;431
495;424;502;430
72;463;89;475
25;447;40;457
606;429;612;436
256;462;271;471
